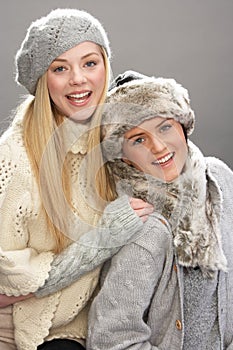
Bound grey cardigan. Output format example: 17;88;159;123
87;157;233;350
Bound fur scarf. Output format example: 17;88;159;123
109;141;227;277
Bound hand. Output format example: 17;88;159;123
129;198;154;223
0;293;34;307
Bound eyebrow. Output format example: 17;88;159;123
126;119;168;140
52;52;100;63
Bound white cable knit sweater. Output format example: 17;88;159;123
0;114;144;350
0;117;103;349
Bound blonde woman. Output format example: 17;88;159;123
0;10;152;350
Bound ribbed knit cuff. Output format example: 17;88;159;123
101;194;143;244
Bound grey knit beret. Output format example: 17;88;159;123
15;8;111;95
102;72;195;161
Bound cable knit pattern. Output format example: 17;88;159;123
0;117;144;349
36;194;143;297
0;127;54;296
0;119;101;350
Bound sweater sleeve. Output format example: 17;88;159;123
0;139;54;296
35;194;143;297
0;248;54;296
87;217;167;350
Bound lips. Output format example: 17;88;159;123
152;152;174;165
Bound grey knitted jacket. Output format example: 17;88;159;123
87;156;233;350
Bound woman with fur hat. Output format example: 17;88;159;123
87;72;233;349
0;10;152;350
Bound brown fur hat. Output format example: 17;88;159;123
101;72;195;161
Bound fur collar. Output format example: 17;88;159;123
110;141;227;277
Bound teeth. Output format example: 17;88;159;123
69;92;90;98
153;153;174;165
73;99;86;103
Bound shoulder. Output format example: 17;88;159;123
135;213;172;248
100;214;173;294
0;122;33;193
115;213;172;265
206;156;233;175
0;121;29;164
205;156;233;189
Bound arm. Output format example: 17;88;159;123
0;195;153;306
35;195;153;297
0;246;54;296
0;142;54;297
87;218;167;350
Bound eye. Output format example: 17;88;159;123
159;122;172;133
132;137;145;146
53;66;66;73
85;60;97;68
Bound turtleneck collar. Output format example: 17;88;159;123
62;119;90;155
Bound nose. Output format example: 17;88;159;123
69;68;87;85
150;136;166;154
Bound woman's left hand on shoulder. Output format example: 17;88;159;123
129;197;154;223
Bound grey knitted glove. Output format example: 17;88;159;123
36;195;143;297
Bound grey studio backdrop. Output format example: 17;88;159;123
0;0;233;168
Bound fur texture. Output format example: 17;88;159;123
109;141;227;277
102;77;195;161
101;76;227;276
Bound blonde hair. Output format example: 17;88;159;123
87;49;117;207
21;47;113;253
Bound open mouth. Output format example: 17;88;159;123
66;91;92;104
152;152;174;165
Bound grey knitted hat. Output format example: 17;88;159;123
15;8;111;95
102;72;195;161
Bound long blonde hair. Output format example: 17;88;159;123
87;49;117;206
22;47;114;253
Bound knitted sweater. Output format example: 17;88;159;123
87;148;233;350
0;117;142;350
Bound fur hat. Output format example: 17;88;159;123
102;71;195;161
15;8;111;95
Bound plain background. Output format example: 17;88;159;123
0;0;232;168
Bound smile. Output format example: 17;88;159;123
152;152;174;165
67;91;91;104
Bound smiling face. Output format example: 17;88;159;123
47;41;106;122
122;117;188;182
